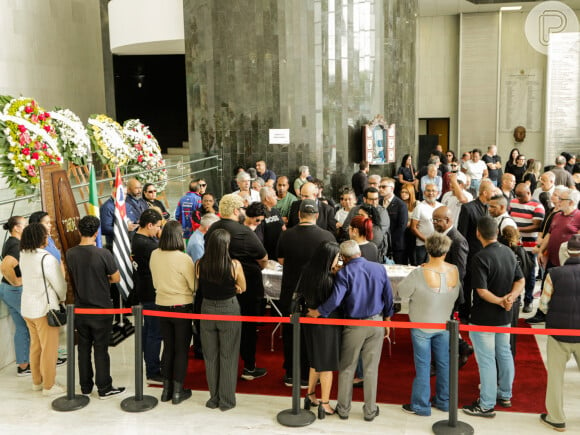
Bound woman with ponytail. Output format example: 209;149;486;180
348;215;378;262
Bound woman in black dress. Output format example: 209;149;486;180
301;241;341;419
397;154;418;195
504;148;520;175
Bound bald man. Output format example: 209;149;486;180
287;182;338;233
125;178;149;226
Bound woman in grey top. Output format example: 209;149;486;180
398;232;461;416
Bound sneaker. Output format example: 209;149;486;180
462;400;496;418
42;383;65;397
56;357;67;367
146;373;164;385
522;303;533;313
98;386;126;400
527;312;546;324
241;367;267;381
283;375;293;387
282;375;307;388
17;364;31;377
32;383;42;391
402;404;416;415
497;398;512;408
540;413;566;432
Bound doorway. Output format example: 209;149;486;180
419;118;449;152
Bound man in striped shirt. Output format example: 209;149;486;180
509;183;545;313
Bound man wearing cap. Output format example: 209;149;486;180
277;199;335;387
538;233;580;432
441;172;473;224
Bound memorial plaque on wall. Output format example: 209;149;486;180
500;69;542;132
40;165;81;303
545;33;580;165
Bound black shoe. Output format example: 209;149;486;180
304;392;319;410
171;381;192;405
522;303;533;313
496;398;512;408
402;404;416;415
147;373;164;385
462;400;495;418
205;399;219;409
527;311;546;324
283;375;293;387
56;357;67;367
98;386;126;400
540;413;566;432
364;405;379;422
17;364;31;377
318;402;334;419
161;379;173;402
241;367;267;380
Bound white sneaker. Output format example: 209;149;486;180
32;383;42;391
42;383;65;397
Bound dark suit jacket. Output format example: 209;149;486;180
287;199;338;235
445;226;469;283
385;196;408;252
457;198;487;259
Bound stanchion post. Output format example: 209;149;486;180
277;313;316;427
121;305;158;412
52;304;90;411
432;320;474;435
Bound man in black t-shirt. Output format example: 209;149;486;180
277;199;335;386
482;145;502;186
131;209;163;383
66;216;125;399
205;194;268;381
462;216;524;418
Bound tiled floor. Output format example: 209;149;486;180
1;297;580;434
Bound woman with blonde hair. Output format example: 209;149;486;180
522;159;542;192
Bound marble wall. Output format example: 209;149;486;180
183;0;417;197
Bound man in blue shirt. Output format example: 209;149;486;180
175;180;202;240
125;178;149;225
308;240;393;422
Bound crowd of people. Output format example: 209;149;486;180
2;148;580;430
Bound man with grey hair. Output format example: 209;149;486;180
551;156;575;188
532;171;556;201
234;171;260;204
441;172;473;224
528;188;580;324
294;165;310;196
259;186;285;260
368;174;381;191
411;183;442;264
308;239;393;422
205;193;268;381
186;213;220;263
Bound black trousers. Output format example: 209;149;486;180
158;304;193;383
75;314;114;394
238;292;260;370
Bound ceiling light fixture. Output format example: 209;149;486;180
500;6;522;11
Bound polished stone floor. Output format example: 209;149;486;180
1;296;579;435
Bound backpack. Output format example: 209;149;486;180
512;245;533;280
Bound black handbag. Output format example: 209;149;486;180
41;254;67;327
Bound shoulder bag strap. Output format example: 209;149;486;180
40;254;51;306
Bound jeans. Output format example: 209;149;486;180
75;314;114;394
0;282;30;364
524;252;536;305
142;302;162;378
471;178;482;193
469;325;514;410
410;329;450;415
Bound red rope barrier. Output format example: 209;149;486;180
71;307;580;336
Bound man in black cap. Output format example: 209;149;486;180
538;234;580;432
277;199;335;387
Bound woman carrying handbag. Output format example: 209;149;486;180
19;223;67;396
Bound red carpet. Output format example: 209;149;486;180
176;315;546;413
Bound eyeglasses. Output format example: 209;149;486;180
199;183;207;187
560;197;571;202
379;185;390;189
432;217;447;223
146;190;156;193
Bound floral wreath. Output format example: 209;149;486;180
123;119;167;192
49;108;91;166
87;114;132;167
0;96;63;196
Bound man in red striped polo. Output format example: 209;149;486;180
509;183;545;313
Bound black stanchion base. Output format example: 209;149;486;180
51;395;90;412
277;409;316;427
432;420;474;435
121;395;158;413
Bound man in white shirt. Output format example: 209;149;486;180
410;183;442;264
234;171;261;204
462;148;488;193
441;172;473;224
532;171;556;201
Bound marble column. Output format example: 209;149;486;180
184;0;417;197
